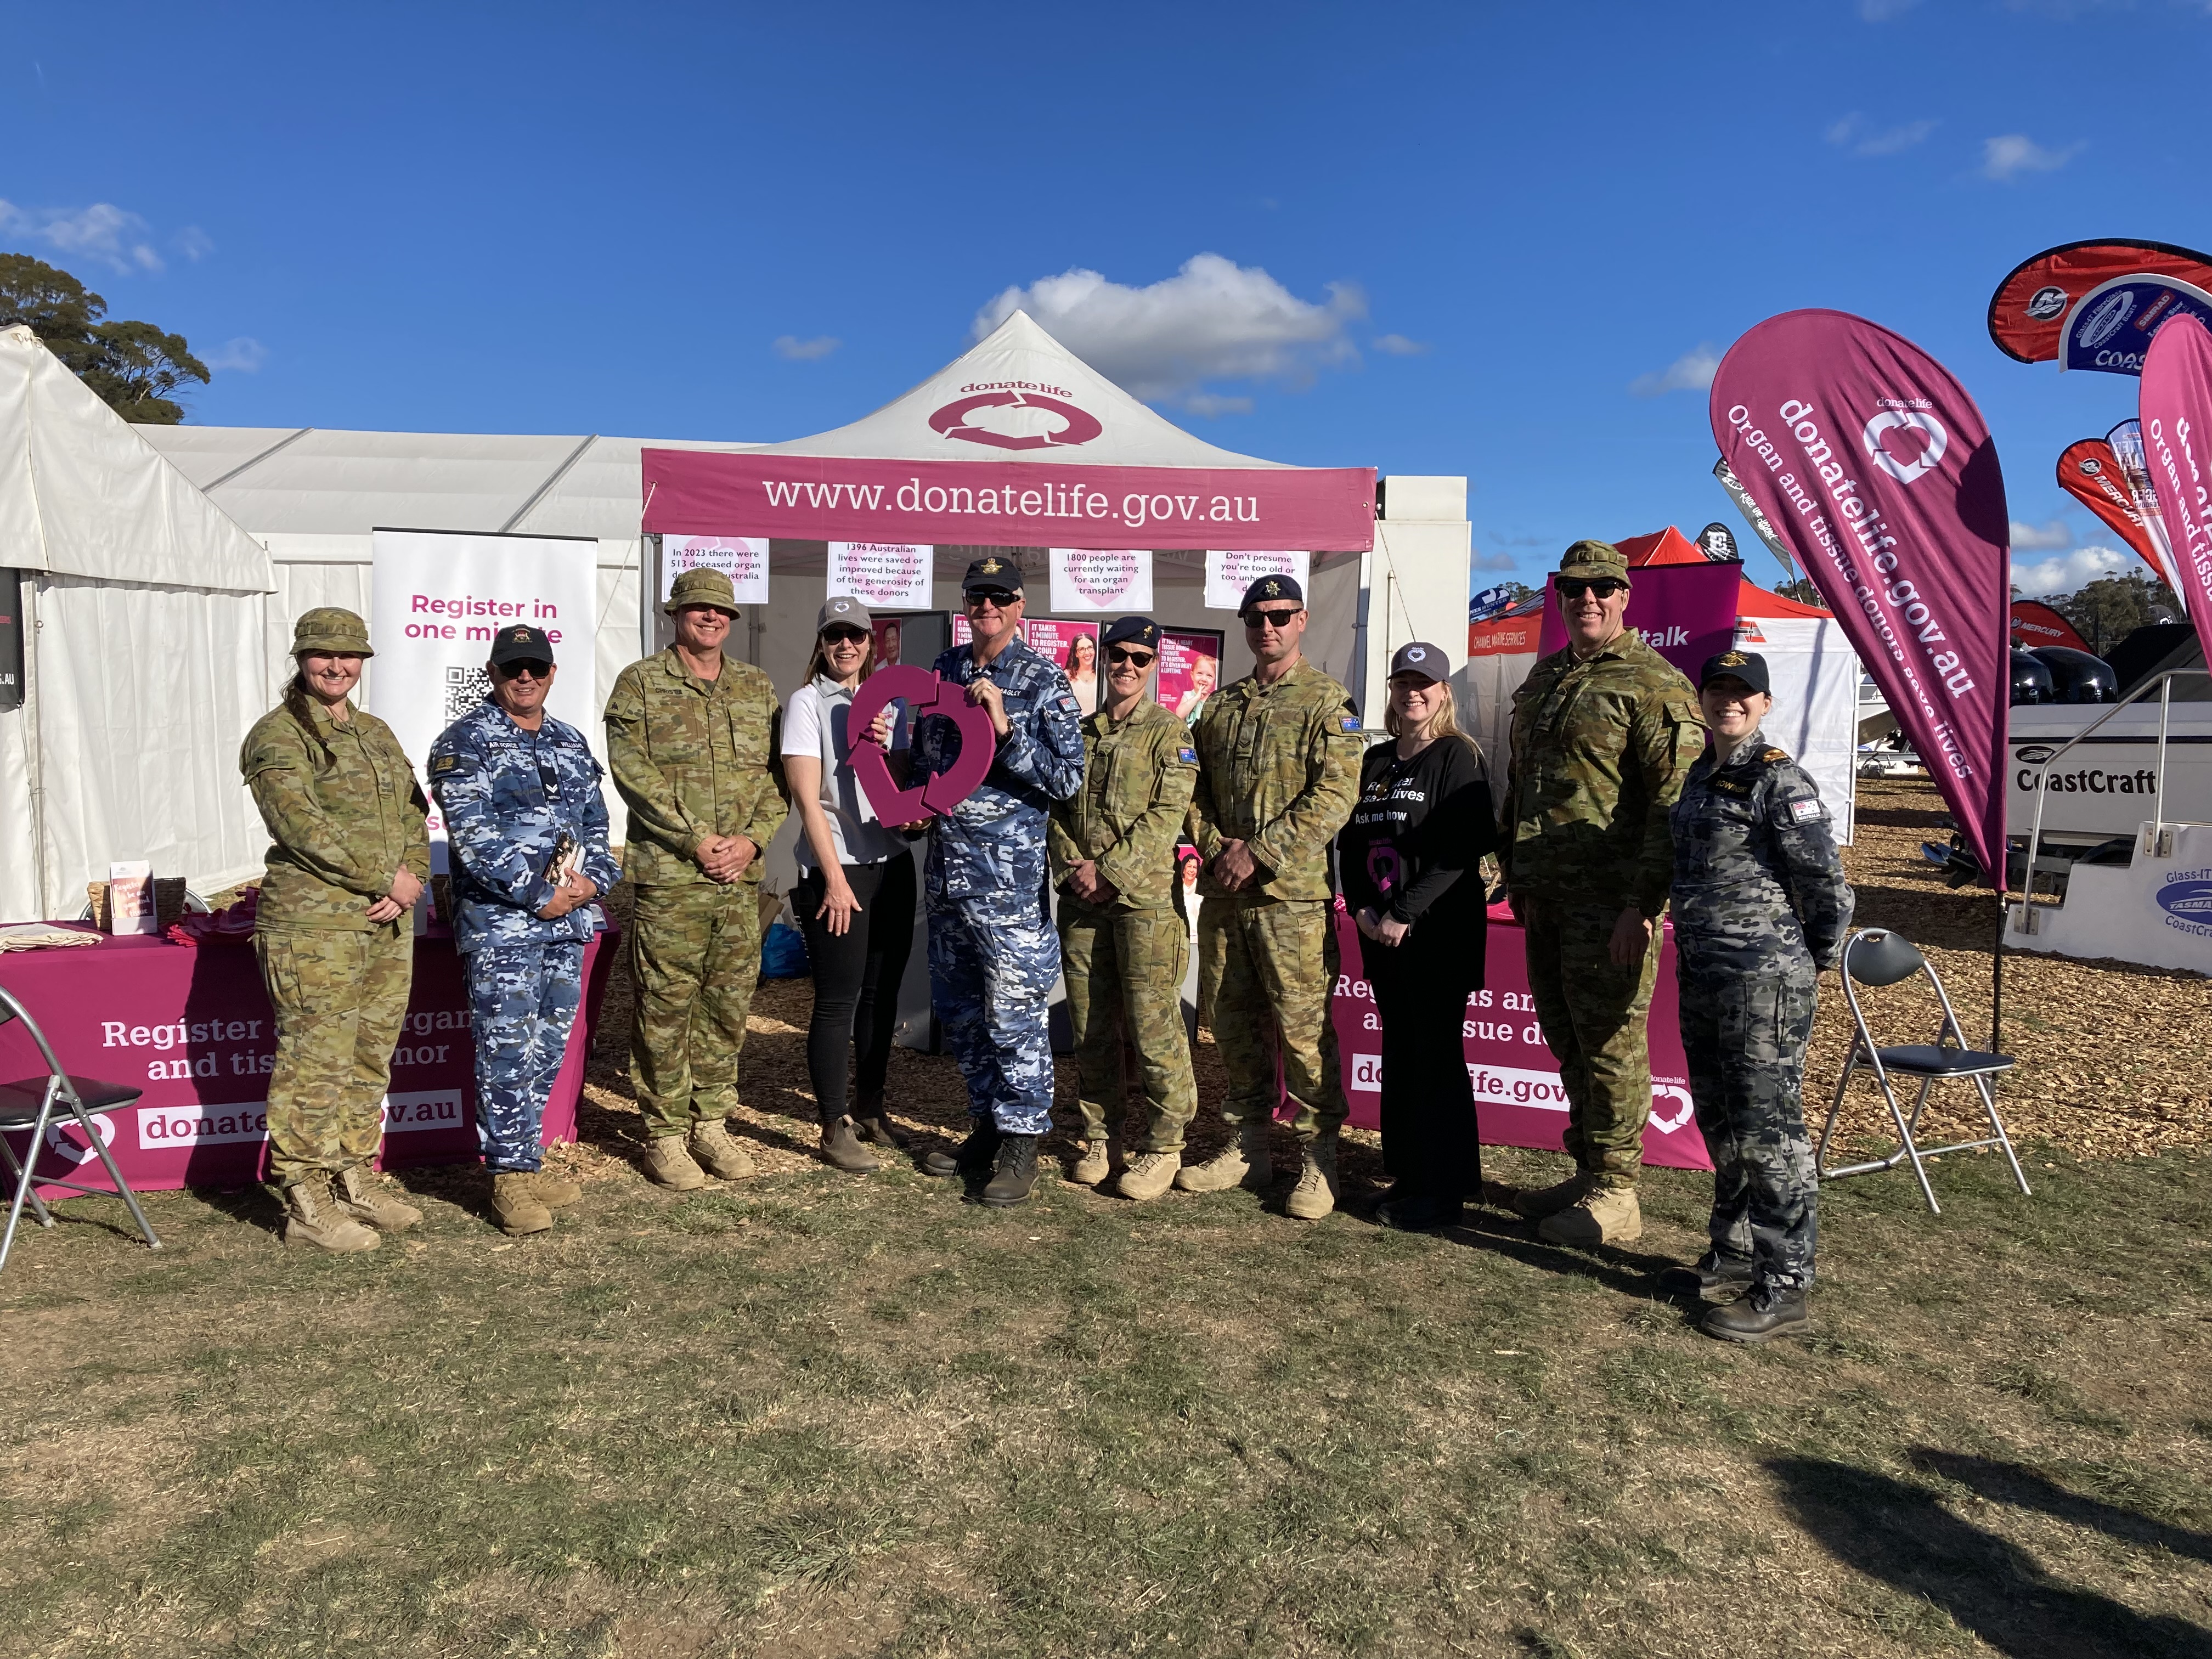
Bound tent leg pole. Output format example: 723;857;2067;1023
1991;866;2005;1057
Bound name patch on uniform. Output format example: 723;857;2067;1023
1177;747;1197;764
1710;776;1751;797
1790;798;1824;822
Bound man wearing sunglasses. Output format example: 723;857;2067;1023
1182;573;1362;1219
1047;615;1200;1200
430;624;620;1235
1496;540;1705;1249
914;556;1086;1207
605;567;788;1193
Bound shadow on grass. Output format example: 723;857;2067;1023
1911;1448;2212;1566
1429;1207;1684;1300
1770;1455;2212;1658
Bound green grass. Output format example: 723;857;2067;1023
5;1137;2212;1658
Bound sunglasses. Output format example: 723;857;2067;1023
966;590;1018;610
821;627;868;645
1556;579;1627;601
1107;647;1155;667
496;659;553;680
1243;607;1303;631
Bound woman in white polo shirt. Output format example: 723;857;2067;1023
781;596;917;1171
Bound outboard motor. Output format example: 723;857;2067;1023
2010;648;2054;706
2029;645;2119;704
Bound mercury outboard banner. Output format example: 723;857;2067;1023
1712;310;2011;885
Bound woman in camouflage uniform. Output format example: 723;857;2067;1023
238;608;431;1252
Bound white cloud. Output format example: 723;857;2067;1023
0;200;165;274
2009;518;2073;550
1628;342;1720;398
972;252;1365;407
2012;545;2134;595
1182;392;1254;417
1373;332;1430;357
772;334;840;361
1826;112;1939;156
1981;133;2085;181
1472;550;1518;572
173;226;214;262
1858;0;1920;17
204;337;266;373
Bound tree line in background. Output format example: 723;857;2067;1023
1774;569;2178;658
0;253;209;424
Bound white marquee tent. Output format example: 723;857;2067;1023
0;325;278;923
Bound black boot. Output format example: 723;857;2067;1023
1659;1254;1756;1303
1376;1191;1464;1231
979;1133;1041;1207
923;1118;1000;1178
1702;1284;1809;1344
854;1091;909;1150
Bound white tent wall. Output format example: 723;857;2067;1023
1357;479;1472;724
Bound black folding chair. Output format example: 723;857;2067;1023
0;983;161;1273
1816;927;2031;1215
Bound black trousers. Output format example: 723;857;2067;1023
792;853;917;1120
1368;950;1483;1197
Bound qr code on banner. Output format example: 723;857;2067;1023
443;665;492;722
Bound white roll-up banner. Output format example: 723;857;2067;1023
369;529;602;879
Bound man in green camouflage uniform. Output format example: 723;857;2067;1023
1181;574;1363;1219
1048;616;1201;1202
605;567;787;1190
240;607;432;1252
1499;541;1705;1246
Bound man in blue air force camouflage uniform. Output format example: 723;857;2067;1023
430;624;621;1237
915;556;1086;1207
1663;649;1852;1345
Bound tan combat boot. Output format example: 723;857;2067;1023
1537;1184;1643;1246
282;1172;380;1252
641;1134;708;1191
689;1118;755;1180
1174;1119;1274;1193
1114;1150;1180;1202
1285;1131;1341;1221
1509;1169;1597;1221
491;1171;554;1236
332;1165;422;1233
528;1170;583;1209
1069;1135;1116;1186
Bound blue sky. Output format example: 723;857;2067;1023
2;0;2206;597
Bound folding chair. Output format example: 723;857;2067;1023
0;983;161;1273
1816;928;2031;1215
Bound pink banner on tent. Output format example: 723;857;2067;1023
1711;310;2012;883
1325;904;1711;1171
640;450;1376;553
2140;314;2212;669
1535;559;1743;679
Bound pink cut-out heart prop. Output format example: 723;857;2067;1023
845;664;998;823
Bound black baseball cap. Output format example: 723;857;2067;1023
1238;573;1303;614
1102;616;1160;650
488;624;555;667
1388;641;1447;680
961;554;1023;596
1698;649;1770;695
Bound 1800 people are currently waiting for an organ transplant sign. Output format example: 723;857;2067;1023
368;529;602;855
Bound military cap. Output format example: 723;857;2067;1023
961;554;1023;596
291;606;374;658
663;567;741;616
1101;615;1160;650
488;623;555;667
1387;640;1447;680
1238;572;1304;614
1557;540;1632;584
1699;648;1770;696
817;594;872;633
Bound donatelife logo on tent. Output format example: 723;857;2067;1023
1711;309;2012;885
928;383;1103;451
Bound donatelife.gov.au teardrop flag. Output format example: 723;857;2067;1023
2139;314;2212;676
1711;311;2011;885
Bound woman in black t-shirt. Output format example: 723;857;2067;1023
1336;641;1499;1230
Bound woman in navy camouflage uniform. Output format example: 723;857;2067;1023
1663;651;1852;1345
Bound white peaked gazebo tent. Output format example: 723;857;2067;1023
639;311;1470;714
0;325;279;922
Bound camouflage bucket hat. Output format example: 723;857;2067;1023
291;606;374;657
664;567;741;616
1557;539;1631;584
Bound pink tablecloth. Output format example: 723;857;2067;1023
0;927;617;1196
1327;903;1711;1171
